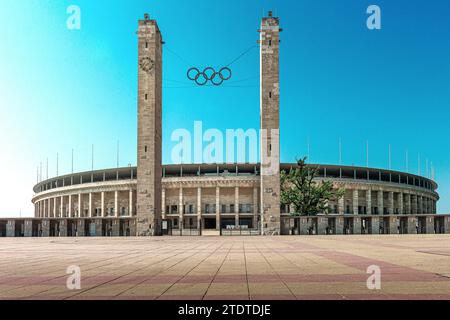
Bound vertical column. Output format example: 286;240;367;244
352;189;359;215
101;191;105;217
259;12;281;235
129;189;134;217
398;192;404;214
161;188;166;219
53;197;57;218
366;189;372;215
253;186;258;229
136;14;163;236
197;187;202;229
179;187;184;230
114;190;119;218
43;200;47;218
78;194;82;217
405;193;411;214
418;195;423;214
377;191;383;215
338;196;344;214
411;194;417;214
388;191;394;214
60;196;64;217
235;186;240;227
68;195;72;218
215;186;220;230
47;198;50;217
88;193;93;218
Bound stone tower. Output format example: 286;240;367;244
259;12;281;235
136;14;163;236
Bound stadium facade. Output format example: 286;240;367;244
1;12;448;237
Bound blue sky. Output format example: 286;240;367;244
0;0;449;216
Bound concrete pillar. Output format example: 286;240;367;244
179;187;183;229
418;196;423;214
111;219;120;236
41;219;50;237
129;189;133;217
338;196;344;214
371;217;380;234
235;186;239;227
59;219;68;237
398;192;404;214
317;217;328;235
215;186;220;230
408;216;417;234
6;220;15;237
411;195;417;214
161;188;165;219
78;194;82;217
390;216;399;234
426;216;434;234
377;191;383;214
43;200;47;218
60;196;64;217
197;187;202;229
77;220;85;237
366;189;372;214
299;217;309;235
405;193;411;214
388;192;394;215
24;220;33;237
444;216;450;234
53;197;57;218
101;192;105;217
253;187;258;229
352;189;359;215
335;217;344;235
68;195;72;218
95;219;103;236
114;190;119;218
354;217;361;234
89;193;93;218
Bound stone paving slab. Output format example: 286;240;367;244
0;235;449;300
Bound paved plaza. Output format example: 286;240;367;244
0;235;449;300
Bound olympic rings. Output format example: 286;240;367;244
187;67;232;86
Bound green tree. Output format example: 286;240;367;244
280;157;344;216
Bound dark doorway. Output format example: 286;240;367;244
120;220;131;236
67;220;77;237
32;221;41;237
220;218;235;229
0;221;7;237
102;220;113;236
239;217;253;229
361;218;371;234
14;221;24;237
435;217;445;234
161;219;172;235
327;218;336;235
344;218;354;234
418;217;426;234
381;217;390;234
49;220;60;237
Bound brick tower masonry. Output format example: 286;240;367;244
136;14;163;236
259;12;281;235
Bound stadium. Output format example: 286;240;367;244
1;12;448;237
